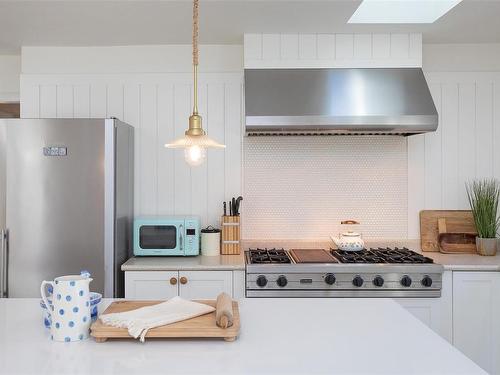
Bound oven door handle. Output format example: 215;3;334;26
179;224;184;251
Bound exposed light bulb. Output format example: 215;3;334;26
184;145;206;167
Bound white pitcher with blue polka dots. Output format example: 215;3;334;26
40;274;93;342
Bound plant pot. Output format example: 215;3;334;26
475;237;498;256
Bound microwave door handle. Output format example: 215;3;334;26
179;225;184;251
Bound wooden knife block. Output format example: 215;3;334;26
221;216;240;255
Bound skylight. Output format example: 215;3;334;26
348;0;462;24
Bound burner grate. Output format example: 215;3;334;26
248;248;291;264
330;247;434;264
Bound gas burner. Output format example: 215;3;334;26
330;247;434;264
248;248;291;264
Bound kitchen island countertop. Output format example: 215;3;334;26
0;298;485;374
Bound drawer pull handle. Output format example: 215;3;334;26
170;277;178;285
180;276;188;285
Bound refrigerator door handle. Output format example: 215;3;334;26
1;229;7;298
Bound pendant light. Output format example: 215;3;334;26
165;0;226;166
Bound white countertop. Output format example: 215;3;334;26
121;239;500;272
0;298;485;374
121;253;245;271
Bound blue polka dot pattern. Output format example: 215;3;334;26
65;337;70;342
59;309;64;315
69;321;75;328
79;290;84;297
65;295;71;302
82;316;87;323
51;305;54;311
56;294;61;300
79;334;84;340
86;301;89;307
55;280;58;285
73;307;79;313
70;281;75;286
55;322;60;329
48;285;53;293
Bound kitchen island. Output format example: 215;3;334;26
0;298;485;374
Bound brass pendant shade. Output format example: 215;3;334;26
165;0;226;166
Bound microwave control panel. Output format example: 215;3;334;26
184;219;200;255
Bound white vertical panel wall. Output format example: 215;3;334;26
408;72;500;238
244;33;422;68
20;73;243;227
19;44;500;239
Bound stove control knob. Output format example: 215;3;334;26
421;275;433;287
324;273;336;285
373;275;384;287
400;275;412;287
256;275;267;287
276;275;288;288
352;276;364;287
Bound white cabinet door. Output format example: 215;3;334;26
125;271;179;300
232;270;245;300
453;271;500;374
178;271;232;300
396;271;453;342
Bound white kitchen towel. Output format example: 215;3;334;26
99;296;215;342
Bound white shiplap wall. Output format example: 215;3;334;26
20;73;243;228
408;72;500;238
19;44;500;239
244;33;422;68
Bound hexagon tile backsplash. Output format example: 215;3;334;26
242;136;408;240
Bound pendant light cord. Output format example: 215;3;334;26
192;0;199;115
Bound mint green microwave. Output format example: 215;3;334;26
133;217;200;256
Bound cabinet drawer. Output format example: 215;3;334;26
125;271;179;300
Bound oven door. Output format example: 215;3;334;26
134;219;185;256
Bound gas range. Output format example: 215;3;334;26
245;247;443;298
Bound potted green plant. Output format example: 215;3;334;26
466;179;500;256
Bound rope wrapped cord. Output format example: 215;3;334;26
193;0;199;66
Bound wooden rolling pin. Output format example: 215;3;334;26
215;292;234;329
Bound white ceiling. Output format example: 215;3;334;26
0;0;499;54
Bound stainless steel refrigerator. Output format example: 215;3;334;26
0;118;134;298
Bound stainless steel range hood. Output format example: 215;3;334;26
244;68;438;136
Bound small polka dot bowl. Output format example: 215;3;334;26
40;275;93;342
40;292;102;329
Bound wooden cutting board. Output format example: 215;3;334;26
420;210;477;252
90;300;240;342
289;249;338;263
